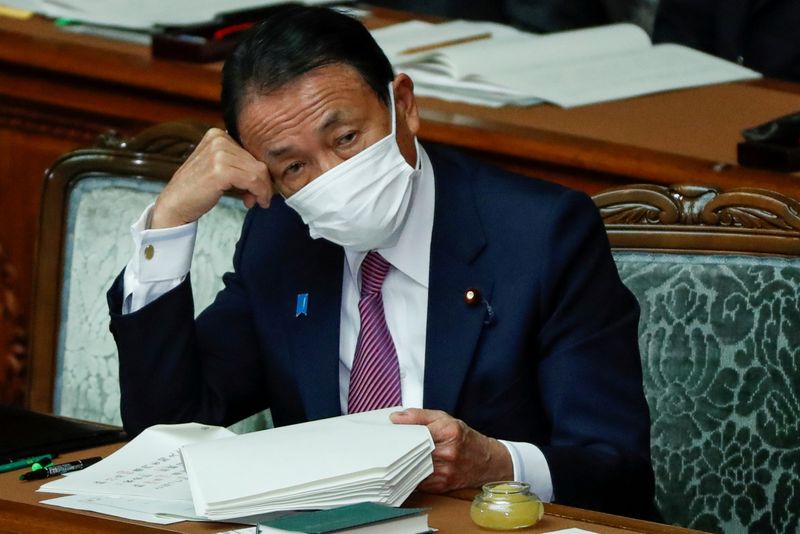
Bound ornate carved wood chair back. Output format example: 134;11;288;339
29;121;271;434
593;184;800;534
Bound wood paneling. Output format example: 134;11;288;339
0;98;146;405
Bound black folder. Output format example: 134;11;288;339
0;405;127;461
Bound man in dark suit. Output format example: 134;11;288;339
108;5;655;519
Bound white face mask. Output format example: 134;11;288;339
284;83;419;252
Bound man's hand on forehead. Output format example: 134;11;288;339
151;128;273;229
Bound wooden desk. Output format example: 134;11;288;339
0;444;703;534
1;8;799;407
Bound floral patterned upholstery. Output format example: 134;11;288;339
614;252;800;533
55;176;270;434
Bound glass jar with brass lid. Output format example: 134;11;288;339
470;481;544;530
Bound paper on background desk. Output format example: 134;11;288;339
371;19;521;65
0;0;337;29
372;20;760;108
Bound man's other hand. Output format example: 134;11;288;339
390;408;513;492
151;128;272;229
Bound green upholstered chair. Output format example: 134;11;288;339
29;121;270;434
593;184;800;534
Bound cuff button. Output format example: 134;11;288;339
144;244;155;260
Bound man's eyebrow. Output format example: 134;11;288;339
267;110;349;159
267;145;291;159
317;110;345;133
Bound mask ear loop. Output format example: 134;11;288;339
389;81;422;170
388;81;398;138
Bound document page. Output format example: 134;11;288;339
370;20;435;62
491;43;762;107
397;23;651;81
39;423;234;502
372;19;519;65
41;494;202;524
3;0;336;28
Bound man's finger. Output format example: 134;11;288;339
395;411;462;447
242;193;256;209
390;408;447;426
227;163;272;208
425;416;462;443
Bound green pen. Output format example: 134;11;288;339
0;454;55;474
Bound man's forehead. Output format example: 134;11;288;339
250;63;373;105
245;66;370;118
265;108;352;158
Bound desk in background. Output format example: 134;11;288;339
0;443;704;534
1;8;799;408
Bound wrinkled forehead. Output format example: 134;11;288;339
240;63;386;117
236;64;389;152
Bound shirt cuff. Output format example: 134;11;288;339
498;440;554;503
129;203;197;282
122;203;197;314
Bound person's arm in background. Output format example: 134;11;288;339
654;0;800;82
652;0;716;54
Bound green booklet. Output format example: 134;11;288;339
256;502;430;534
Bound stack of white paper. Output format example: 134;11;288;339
38;409;432;524
371;21;761;108
181;409;434;520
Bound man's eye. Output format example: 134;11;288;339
284;162;304;176
337;132;357;146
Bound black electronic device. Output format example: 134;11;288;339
0;405;127;461
738;111;800;172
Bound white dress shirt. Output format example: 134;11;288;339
122;144;553;502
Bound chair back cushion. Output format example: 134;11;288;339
55;177;248;425
615;251;800;533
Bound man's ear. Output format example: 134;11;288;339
393;73;420;136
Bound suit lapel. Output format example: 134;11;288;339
276;147;492;419
280;228;344;421
424;150;492;415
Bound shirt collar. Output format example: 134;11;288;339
344;142;435;288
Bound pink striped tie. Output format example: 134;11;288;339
347;251;402;414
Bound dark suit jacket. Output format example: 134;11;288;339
654;0;800;82
108;144;655;518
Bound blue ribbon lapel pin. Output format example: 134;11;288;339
295;293;309;317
